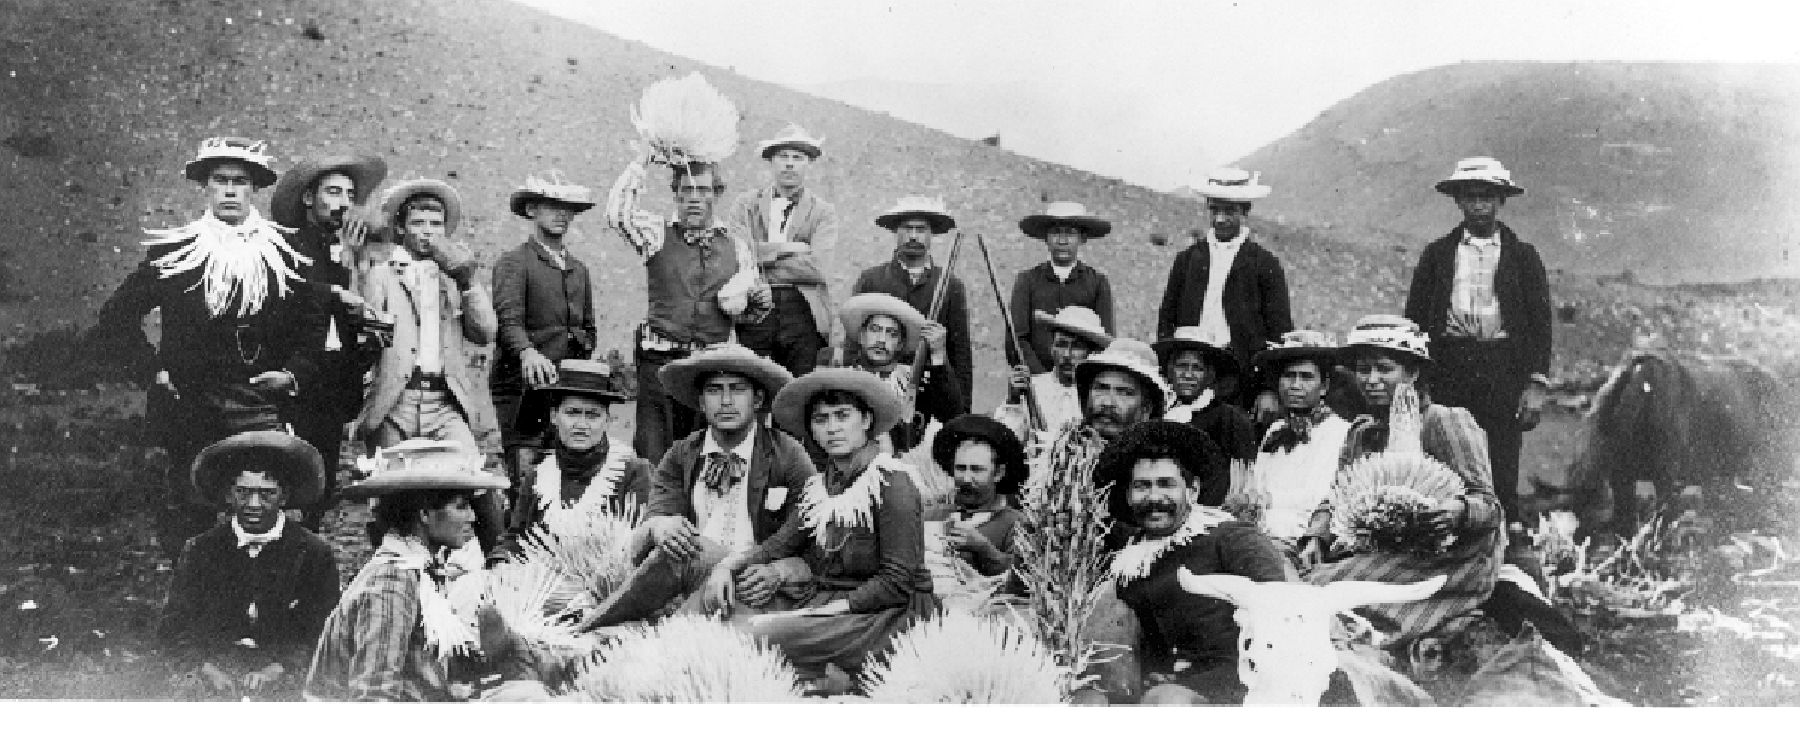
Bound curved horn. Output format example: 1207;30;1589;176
1316;575;1447;613
1177;570;1263;607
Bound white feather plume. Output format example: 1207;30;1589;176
630;72;740;167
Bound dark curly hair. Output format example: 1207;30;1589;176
1093;420;1227;521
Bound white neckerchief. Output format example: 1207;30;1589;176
1050;260;1078;283
232;514;286;558
694;428;758;553
369;534;480;661
1461;229;1500;251
144;207;307;318
1111;505;1237;585
798;453;908;542
533;443;633;528
1205;227;1250;252
1163;388;1215;424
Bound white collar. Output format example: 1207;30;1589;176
1461;228;1501;248
1205;227;1250;251
701;426;757;462
1049;260;1079;281
231;514;285;556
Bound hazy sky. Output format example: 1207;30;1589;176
515;0;1798;189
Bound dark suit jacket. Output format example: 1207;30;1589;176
645;424;817;544
286;222;379;425
852;259;974;411
158;522;341;672
1156;239;1294;371
490;237;596;396
1007;261;1115;373
1403;222;1553;381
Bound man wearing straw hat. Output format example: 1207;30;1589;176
84;136;323;557
306;439;524;701
1153;326;1257;463
159;431;341;699
356;178;506;553
270;152;390;529
1404;156;1552;530
1156;167;1293;418
1068;421;1289;705
1246;330;1352;556
491;173;600;485
1074;338;1173;445
993;305;1109;439
1008;202;1115;374
827;292;966;453
575;344;815;630
729;124;839;377
851;196;973;412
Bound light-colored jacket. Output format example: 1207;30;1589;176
356;259;501;454
728;185;839;339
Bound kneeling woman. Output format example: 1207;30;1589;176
711;368;936;685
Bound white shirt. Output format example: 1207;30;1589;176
692;428;759;554
993;371;1083;440
1195;228;1247;348
1163;389;1215;424
1251;414;1352;540
1050;261;1077;283
390;249;443;374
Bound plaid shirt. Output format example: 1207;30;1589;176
1446;232;1503;338
1308;403;1504;646
304;559;454;702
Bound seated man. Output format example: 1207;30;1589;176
1153;326;1257;462
994;306;1109;440
497;359;652;563
1247;330;1351;558
160;431;341;700
822;292;965;453
576;344;814;629
1069;421;1289;705
931;414;1029;578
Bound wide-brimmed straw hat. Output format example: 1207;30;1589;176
1252;329;1341;376
343;439;508;498
658;343;794;411
1075;338;1175;419
1434;156;1525;197
1343;315;1432;364
841;293;928;354
1152;326;1243;380
190;431;326;508
875;196;956;234
931;414;1028;498
1034;306;1112;351
379;178;463;236
269;153;388;228
757;123;825;160
183;136;279;189
514;359;632;436
1094;421;1228;518
508;172;597;218
771;368;907;442
1192;167;1271;202
1019;201;1112;240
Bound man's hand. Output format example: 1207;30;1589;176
476;602;517;660
1296;537;1326;571
734;564;781;607
920;321;949;364
197;662;235;693
1007;364;1031;402
520;349;558;389
241;663;285;692
946;525;998;562
154;370;180;401
1517;383;1548;431
646;515;701;562
1253;390;1282;427
249;371;296;398
338;210;371;253
1429;497;1469;535
698;566;735;614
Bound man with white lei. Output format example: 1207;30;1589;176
1068;421;1290;706
84;136;323;558
495;359;651;564
824;292;964;454
712;368;937;693
576;344;814;629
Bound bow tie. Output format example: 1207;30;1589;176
700;451;745;496
682;225;726;250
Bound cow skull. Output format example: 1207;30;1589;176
1178;571;1446;705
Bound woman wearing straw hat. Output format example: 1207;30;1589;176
1245;331;1352;556
159;431;340;699
709;368;936;693
1008;202;1116;375
306;439;528;701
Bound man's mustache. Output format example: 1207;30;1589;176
1131;499;1180;517
1089;407;1128;425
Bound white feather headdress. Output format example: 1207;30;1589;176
630;72;740;168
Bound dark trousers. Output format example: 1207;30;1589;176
634;347;700;466
290;412;348;532
735;287;823;377
1429;338;1527;526
1483;580;1584;656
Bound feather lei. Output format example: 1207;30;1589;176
630;72;740;168
369;535;481;661
798;453;909;542
144;207;307;317
1110;505;1237;585
533;445;632;529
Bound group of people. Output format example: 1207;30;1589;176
88;125;1567;702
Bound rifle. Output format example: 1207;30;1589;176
904;232;965;411
974;234;1045;433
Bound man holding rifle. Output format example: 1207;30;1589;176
850;197;974;414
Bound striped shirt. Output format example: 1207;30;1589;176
1307;403;1504;646
304;559;454;702
1446;232;1503;338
